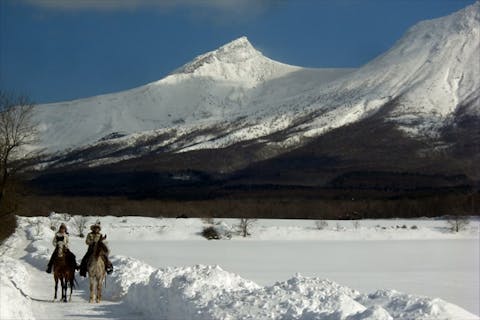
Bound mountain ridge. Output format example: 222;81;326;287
28;2;479;194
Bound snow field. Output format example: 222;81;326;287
1;214;478;319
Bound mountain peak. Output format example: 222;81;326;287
172;36;264;76
216;36;256;55
170;36;296;84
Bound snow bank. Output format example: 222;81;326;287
114;259;478;320
357;290;479;320
124;264;259;320
0;256;35;320
103;255;156;300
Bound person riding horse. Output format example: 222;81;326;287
79;221;113;277
46;223;78;273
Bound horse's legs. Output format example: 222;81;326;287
89;276;95;303
64;279;68;303
96;275;103;303
60;277;66;302
54;275;58;301
69;276;73;302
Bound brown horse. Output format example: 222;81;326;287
53;241;76;302
88;236;108;303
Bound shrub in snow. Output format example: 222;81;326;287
315;220;329;230
202;226;220;240
411;225;418;230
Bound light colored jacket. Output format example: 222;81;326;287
52;232;69;248
86;232;102;246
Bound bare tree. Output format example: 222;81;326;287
0;91;37;215
446;213;470;233
238;218;256;237
72;216;89;238
352;220;360;230
315;220;328;230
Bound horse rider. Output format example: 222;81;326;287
46;223;79;273
79;220;113;277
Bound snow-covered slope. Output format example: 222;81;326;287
333;0;480;136
31;3;479;167
32;36;352;154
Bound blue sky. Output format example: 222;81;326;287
0;0;474;103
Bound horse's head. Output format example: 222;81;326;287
93;238;109;259
56;241;67;258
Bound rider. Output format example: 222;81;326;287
46;223;79;273
79;220;113;277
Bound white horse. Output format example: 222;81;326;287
87;237;108;303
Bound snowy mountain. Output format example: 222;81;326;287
30;3;479;192
32;36;352;156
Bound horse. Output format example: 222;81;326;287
53;241;76;302
87;236;108;303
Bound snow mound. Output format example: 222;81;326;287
23;240;50;270
0;256;35;320
358;289;479;320
124;264;259;320
115;259;478;320
210;275;365;320
103;255;156;300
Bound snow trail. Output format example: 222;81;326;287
2;227;144;320
23;263;144;320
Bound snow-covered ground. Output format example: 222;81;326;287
1;214;479;319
